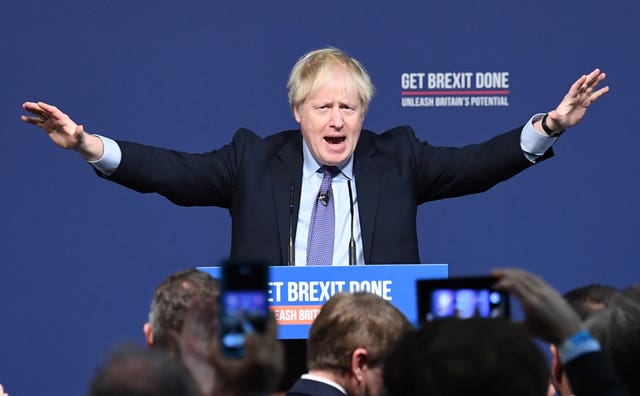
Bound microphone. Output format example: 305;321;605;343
347;180;356;265
288;180;295;266
318;189;331;206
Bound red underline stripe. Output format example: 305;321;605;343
402;90;510;96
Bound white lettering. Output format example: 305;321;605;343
268;281;284;303
401;97;434;107
427;72;473;89
287;282;298;302
475;72;509;88
401;73;426;89
348;280;393;300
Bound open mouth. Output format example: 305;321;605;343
324;136;346;144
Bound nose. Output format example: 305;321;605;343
329;107;344;129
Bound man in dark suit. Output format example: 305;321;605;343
287;292;412;396
21;48;609;266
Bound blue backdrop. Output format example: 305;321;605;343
2;1;638;395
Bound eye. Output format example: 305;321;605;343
341;104;357;113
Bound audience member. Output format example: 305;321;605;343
564;284;620;321
87;343;199;396
495;269;627;396
586;286;640;396
174;297;284;396
287;291;412;396
145;268;284;396
384;269;629;396
143;268;220;353
384;318;548;396
550;284;620;396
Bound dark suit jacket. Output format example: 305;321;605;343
106;125;546;265
565;351;629;396
287;378;346;396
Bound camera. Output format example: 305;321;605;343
417;276;509;323
220;260;270;358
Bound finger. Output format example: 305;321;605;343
491;268;511;288
22;101;49;119
579;69;598;89
582;69;608;94
586;68;601;82
493;269;542;305
37;101;65;119
583;75;607;98
21;114;46;125
22;101;44;111
585;67;600;81
592;71;606;87
507;276;539;303
589;85;610;102
36;102;56;118
492;268;526;292
569;74;588;94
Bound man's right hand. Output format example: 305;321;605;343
21;101;104;161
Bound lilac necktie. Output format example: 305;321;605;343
307;166;339;266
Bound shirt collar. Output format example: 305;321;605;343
302;138;354;181
301;373;347;395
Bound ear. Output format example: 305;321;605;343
350;347;369;383
550;344;564;382
143;322;154;347
293;105;302;123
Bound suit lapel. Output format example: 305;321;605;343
353;131;381;264
269;130;380;265
271;132;304;266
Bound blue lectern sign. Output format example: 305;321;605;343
199;264;448;339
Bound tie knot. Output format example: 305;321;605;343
320;165;340;178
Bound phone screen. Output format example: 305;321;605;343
417;276;509;323
220;260;269;358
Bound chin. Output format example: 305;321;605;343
321;152;351;166
322;158;345;166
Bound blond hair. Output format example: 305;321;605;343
287;47;375;114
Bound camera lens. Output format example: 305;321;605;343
489;291;502;304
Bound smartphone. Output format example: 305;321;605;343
220;259;270;358
416;276;509;323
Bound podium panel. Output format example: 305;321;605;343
200;264;448;339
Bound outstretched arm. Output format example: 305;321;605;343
21;101;104;161
534;69;609;135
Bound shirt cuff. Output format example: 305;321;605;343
521;113;559;163
559;329;602;365
87;135;121;176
